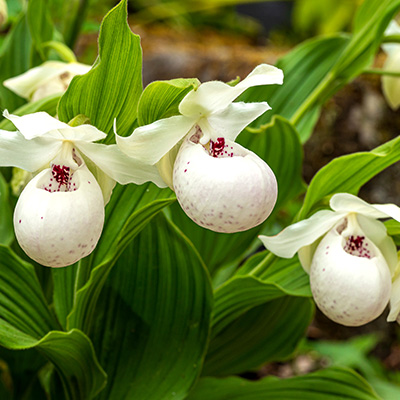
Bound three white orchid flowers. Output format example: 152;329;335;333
260;193;400;327
0;63;283;267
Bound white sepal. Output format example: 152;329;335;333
173;135;277;233
388;272;400;322
310;219;391;326
259;210;346;260
14;165;104;267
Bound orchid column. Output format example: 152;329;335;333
117;64;283;233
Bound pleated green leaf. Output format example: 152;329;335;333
332;0;400;80
299;134;400;219
239;35;349;141
52;183;175;331
0;246;107;399
57;0;142;139
169;116;305;276
90;214;213;400
0;173;13;246
137;78;200;126
203;253;312;376
187;367;381;400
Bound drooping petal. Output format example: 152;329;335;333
310;219;391;326
0;129;62;172
330;192;400;222
179;64;283;117
3;110;67;140
3;61;91;101
173;135;277;233
14;165;105;267
116;114;195;165
198;101;271;144
259;210;346;259
382;51;400;110
388;273;400;322
356;213;398;276
76;142;167;188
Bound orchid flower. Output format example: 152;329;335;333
3;61;91;102
382;20;400;110
0;111;165;267
259;193;400;327
117;64;283;233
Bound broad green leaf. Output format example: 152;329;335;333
0;246;106;399
299;135;400;219
203;253;312;375
52;183;175;330
91;214;213;400
27;0;54;60
169;116;305;276
239;35;349;141
137;78;200;126
385;219;400;245
0;173;13;246
187;367;381;400
58;0;143;140
333;0;400;80
203;296;313;376
0;13;32;111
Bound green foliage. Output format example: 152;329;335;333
58;0;143;140
0;172;13;246
187;367;381;399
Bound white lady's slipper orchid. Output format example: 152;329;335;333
0;111;165;267
382;20;400;110
259;193;400;327
3;61;91;102
117;64;283;233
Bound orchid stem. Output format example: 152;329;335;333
363;68;400;77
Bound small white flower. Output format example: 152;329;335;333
117;64;283;233
382;20;400;110
0;111;165;267
3;61;91;102
259;193;400;326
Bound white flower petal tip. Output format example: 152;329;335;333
310;221;391;327
14;164;104;268
173;132;277;233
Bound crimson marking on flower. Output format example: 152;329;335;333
52;164;71;190
344;235;372;259
210;137;226;158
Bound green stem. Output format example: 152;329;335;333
64;0;91;49
290;72;335;127
382;34;400;44
363;68;400;77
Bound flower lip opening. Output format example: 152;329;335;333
339;214;376;259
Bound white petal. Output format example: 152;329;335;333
382;51;400;110
356;214;398;276
60;124;107;142
388;273;400;322
330;193;400;222
259;211;346;259
4;110;67;140
14;165;105;267
0;129;61;172
179;64;283;117
172;135;277;233
198;101;271;144
77;142;167;188
310;222;391;327
116;115;195;165
3;61;91;100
